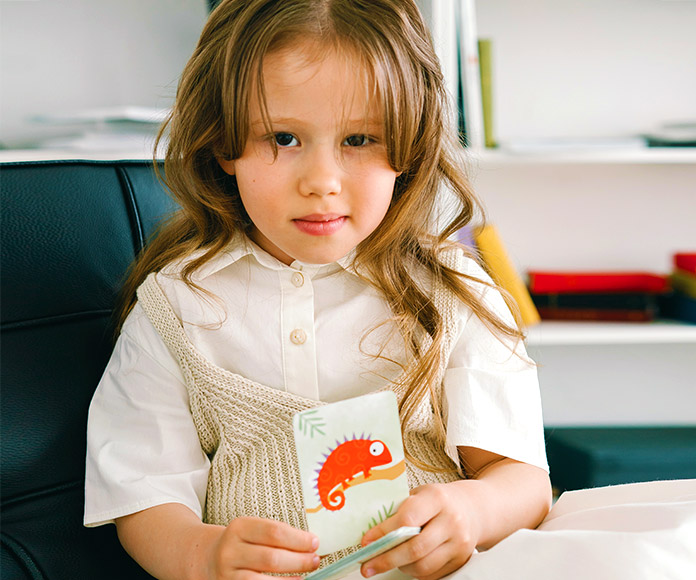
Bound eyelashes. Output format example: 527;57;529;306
343;134;372;147
274;132;298;147
270;132;376;148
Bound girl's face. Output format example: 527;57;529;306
218;42;400;265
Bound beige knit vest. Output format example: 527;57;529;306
136;249;465;563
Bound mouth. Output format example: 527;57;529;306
293;214;347;236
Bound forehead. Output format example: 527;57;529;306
250;41;381;124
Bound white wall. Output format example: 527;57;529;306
471;160;696;273
0;0;208;148
476;0;696;143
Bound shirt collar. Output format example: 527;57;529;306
189;234;359;281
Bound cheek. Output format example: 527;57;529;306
362;171;398;216
235;163;277;211
233;144;282;191
236;187;274;232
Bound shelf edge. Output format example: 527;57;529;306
526;320;696;346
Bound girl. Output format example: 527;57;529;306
84;1;552;579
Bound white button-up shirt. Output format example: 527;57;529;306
84;239;548;527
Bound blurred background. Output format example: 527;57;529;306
0;0;208;153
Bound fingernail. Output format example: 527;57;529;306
311;536;320;550
313;555;320;568
363;568;375;578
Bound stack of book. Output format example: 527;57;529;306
661;253;696;324
526;271;669;322
456;227;695;327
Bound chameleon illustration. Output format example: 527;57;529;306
314;436;393;511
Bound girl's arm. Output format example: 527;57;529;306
360;447;552;580
115;503;320;580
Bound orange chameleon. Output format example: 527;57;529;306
314;436;393;511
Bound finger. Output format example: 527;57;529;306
398;543;463;580
228;543;321;574
362;492;440;546
230;573;305;580
228;517;319;552
398;514;477;580
361;523;446;577
361;518;398;546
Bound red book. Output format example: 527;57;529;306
674;253;696;274
527;271;669;294
536;307;655;322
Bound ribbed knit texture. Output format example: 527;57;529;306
136;248;465;565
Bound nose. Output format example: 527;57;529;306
298;145;342;197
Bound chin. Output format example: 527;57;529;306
296;255;339;266
294;249;348;265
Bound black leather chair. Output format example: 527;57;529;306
1;160;177;579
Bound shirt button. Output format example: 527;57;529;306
291;272;305;287
290;328;307;345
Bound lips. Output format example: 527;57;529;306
293;214;347;236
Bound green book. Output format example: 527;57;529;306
478;38;497;149
670;269;696;300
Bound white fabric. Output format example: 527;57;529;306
449;479;696;580
84;238;547;527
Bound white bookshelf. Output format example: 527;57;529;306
463;0;696;425
0;149;156;163
527;321;696;347
475;147;696;167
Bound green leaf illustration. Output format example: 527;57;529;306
297;409;326;438
364;502;396;534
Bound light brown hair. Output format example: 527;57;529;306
117;0;525;470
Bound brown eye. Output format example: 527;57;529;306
274;133;298;147
344;134;369;147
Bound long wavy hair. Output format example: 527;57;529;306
116;0;525;469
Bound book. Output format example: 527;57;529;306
530;291;659;312
674;252;696;274
478;38;496;149
422;0;459;126
32;106;169;125
659;252;696;323
456;0;484;149
305;527;420;580
535;307;655;322
474;224;541;327
659;292;696;324
530;290;661;323
669;270;696;300
456;223;476;249
644;122;696;148
527;271;669;294
292;392;409;556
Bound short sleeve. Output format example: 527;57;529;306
84;303;210;527
442;257;549;472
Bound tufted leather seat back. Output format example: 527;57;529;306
1;160;177;579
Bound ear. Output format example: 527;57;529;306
217;157;236;175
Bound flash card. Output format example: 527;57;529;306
293;391;410;555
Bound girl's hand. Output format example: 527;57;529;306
358;451;552;580
359;482;483;580
206;516;320;580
